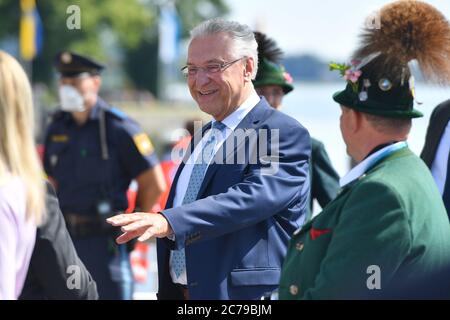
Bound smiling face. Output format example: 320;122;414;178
186;32;255;121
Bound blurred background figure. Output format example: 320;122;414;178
20;182;99;300
421;99;450;217
42;51;166;299
253;31;340;217
0;50;46;299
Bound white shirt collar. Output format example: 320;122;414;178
211;91;260;131
339;141;408;188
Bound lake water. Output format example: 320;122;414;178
282;82;450;177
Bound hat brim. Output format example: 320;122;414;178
253;79;294;94
333;89;423;119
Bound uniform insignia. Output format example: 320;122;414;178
51;134;69;143
133;133;154;156
61;52;72;64
109;107;127;119
50;155;58;167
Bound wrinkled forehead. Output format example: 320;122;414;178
187;32;236;65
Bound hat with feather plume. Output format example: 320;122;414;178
332;0;450;118
253;31;294;94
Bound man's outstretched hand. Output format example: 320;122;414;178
106;212;173;244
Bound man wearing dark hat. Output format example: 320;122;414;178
421;100;450;216
43;51;166;299
278;0;450;300
253;32;340;218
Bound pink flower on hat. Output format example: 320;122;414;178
283;72;294;84
344;69;362;83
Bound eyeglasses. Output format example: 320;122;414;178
181;57;246;77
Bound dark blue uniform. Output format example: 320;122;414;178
43;98;159;299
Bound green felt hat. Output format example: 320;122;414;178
331;61;423;119
253;58;294;94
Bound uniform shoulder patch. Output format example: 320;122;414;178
107;107;127;120
133;133;154;156
51;134;69;143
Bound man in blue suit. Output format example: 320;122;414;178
107;18;311;300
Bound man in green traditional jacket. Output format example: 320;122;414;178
279;0;450;300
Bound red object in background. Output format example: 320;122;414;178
157;160;177;210
125;186;138;213
130;242;149;283
37;144;44;162
157;135;191;210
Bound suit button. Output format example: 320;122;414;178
295;242;304;251
289;285;299;296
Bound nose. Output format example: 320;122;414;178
194;70;211;87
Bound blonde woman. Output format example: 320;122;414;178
0;50;45;299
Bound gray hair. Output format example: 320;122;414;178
190;18;258;79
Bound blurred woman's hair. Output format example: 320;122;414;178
0;50;45;225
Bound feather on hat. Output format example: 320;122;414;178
333;0;450;118
353;0;450;85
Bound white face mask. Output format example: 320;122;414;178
59;85;86;112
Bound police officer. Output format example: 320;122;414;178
253;32;340;218
43;52;166;300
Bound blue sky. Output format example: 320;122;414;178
225;0;450;60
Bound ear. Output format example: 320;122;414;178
354;110;367;131
349;109;363;134
92;75;102;92
243;57;255;82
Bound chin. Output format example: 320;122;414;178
197;103;215;116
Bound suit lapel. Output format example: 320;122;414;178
195;99;272;199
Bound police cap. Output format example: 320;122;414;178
54;51;105;78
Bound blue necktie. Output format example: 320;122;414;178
441;152;450;217
171;121;227;279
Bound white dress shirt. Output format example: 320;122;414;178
431;120;450;195
170;91;260;285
